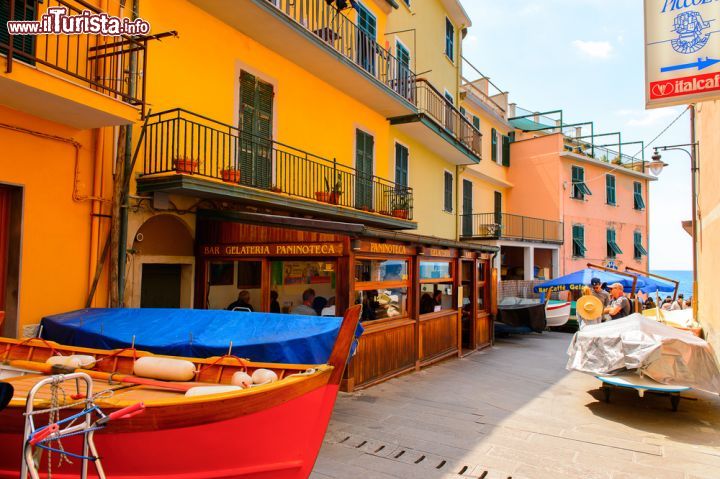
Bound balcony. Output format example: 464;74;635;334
188;0;416;117
460;213;563;244
0;0;146;128
562;138;649;175
390;79;481;165
136;109;415;230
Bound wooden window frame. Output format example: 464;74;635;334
353;254;412;326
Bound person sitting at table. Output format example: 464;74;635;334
269;290;281;314
420;292;435;314
321;297;337;317
603;283;631;320
291;288;317;316
227;290;254;312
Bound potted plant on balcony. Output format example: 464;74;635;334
174;156;198;174
315;174;342;205
269;184;282;193
391;191;411;219
221;165;242;184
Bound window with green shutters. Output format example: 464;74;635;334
443;171;453;212
606;175;616;205
356;3;377;74
0;0;36;63
460;106;466;116
501;134;511;167
239;71;273;189
394;143;409;188
491;128;498;162
634;231;648;259
355;129;375;209
472;116;480;130
445;18;454;61
572;225;586;258
396;40;411;98
572;165;592;200
634;182;645;210
607;229;623;258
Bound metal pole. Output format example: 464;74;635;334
690;105;698;319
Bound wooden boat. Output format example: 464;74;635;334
0;305;361;479
545;301;571;327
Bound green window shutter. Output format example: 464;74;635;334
634;231;648;258
491;128;497;162
238;71;273;188
606;175;616;205
239;71;257;184
445;18;454;61
395;143;409;188
607;229;613;258
460;106;466;116
501;135;510;167
572;225;586;257
472;116;480;130
355;130;374;209
634;182;646;210
255;79;274;188
444;171;453;212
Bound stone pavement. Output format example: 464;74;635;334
312;332;720;479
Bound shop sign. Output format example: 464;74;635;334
426;248;456;258
644;0;720;107
361;242;413;255
201;243;344;257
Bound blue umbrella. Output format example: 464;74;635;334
628;274;676;294
533;268;639;294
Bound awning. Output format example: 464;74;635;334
576;182;592;196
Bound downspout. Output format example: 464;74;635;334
117;0;139;306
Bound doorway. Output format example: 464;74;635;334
460;260;476;354
141;264;182;308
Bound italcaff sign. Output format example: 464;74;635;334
644;0;720;108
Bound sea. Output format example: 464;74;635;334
650;270;694;299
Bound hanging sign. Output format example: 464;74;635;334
644;0;720;108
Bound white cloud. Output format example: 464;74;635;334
615;108;678;127
572;40;613;59
519;4;543;15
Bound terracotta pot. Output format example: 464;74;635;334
392;209;409;219
315;192;339;204
174;158;198;174
221;169;241;183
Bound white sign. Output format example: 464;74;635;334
644;0;720;108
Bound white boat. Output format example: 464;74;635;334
545;301;571;327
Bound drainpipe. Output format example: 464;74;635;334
117;0;139;307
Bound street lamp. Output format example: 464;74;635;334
650;142;699;317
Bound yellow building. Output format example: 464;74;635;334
695;99;720;361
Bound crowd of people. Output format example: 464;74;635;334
226;288;337;316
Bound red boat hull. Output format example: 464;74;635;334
0;384;339;479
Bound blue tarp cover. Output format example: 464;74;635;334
533;268;675;294
40;308;362;365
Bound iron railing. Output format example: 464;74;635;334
266;0;415;103
1;0;146;110
562;138;646;173
460;213;563;243
140;109;414;219
416;79;481;156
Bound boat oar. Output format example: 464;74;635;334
8;360;195;392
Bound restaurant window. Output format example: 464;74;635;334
606;174;616;205
270;260;337;315
606;229;623;258
634;231;648;260
419;261;454;315
477;260;489;313
207;260;263;311
445;17;454;61
444;171;453;212
634;181;645;210
572;166;592;200
354;258;410;322
572;225;586;258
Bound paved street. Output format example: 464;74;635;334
313;332;720;479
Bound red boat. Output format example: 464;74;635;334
0;305;361;478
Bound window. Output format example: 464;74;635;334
396;41;411;98
356;2;377;74
607;229;623;258
472;116;480;130
501;134;511;167
270;260;337;314
606;175;616;205
571;166;592;200
460;106;466;116
355;129;374;209
491;128;498;162
634;182;645;210
419;261;454;315
445;18;454;61
239;71;274;188
0;0;36;62
394;143;409;188
477;260;489;312
634;231;648;259
354;258;410;322
572;225;586;258
443;171;453;212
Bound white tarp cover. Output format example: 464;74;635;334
567;314;720;394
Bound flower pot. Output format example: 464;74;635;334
315;192;340;204
392;209;409;219
174;158;198;174
221;168;241;183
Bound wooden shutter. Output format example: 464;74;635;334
255;79;274;188
491;128;497;162
239;71;273;188
395;143;408;188
355;130;374;209
445;18;454;61
239;71;257;184
443;171;453;212
0;0;36;61
472;116;480;130
462;179;473;237
501;135;510;167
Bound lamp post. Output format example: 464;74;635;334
650;141;699;318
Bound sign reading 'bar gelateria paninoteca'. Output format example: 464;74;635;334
201;243;344;257
644;0;720;108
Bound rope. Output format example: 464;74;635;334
47;378;73;476
195;354;249;377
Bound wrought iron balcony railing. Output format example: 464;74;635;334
1;0;146;110
139;109;414;220
266;0;415;103
416;79;481;157
461;213;563;243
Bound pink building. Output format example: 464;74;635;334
464;107;653;294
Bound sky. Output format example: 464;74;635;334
460;0;693;271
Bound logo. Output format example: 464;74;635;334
670;11;712;53
651;82;676;97
650;71;720;98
